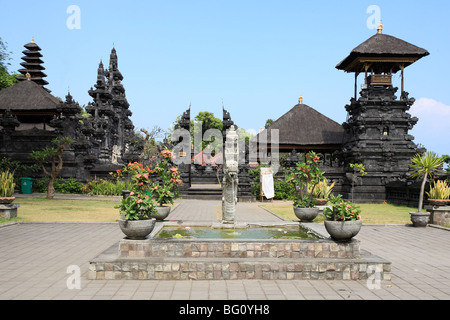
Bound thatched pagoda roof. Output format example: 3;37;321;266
256;103;344;149
0;80;60;112
336;33;429;73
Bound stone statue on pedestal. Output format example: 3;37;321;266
222;126;239;223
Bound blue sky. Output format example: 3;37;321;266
1;0;449;155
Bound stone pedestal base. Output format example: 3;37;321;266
428;206;450;227
0;203;20;219
211;222;248;229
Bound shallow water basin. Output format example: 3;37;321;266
154;225;320;240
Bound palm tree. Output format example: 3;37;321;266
410;151;444;212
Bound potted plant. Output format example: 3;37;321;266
409;152;444;227
116;191;157;240
288;151;325;222
0;171;16;204
323;194;362;241
311;179;335;205
426;180;450;206
150;149;182;220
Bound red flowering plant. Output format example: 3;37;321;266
115;162;158;220
116;191;157;220
124;161;155;192
151;148;182;207
287;151;325;208
323;194;362;221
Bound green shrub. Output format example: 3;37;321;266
249;165;295;200
56;177;83;194
33;178;49;193
0;157;40;187
81;177;133;196
273;179;295;200
0;171;15;197
426;180;450;200
33;177;83;194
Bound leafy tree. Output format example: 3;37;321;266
442;154;450;173
0;37;19;90
175;111;221;151
349;163;367;203
236;127;255;145
264;119;274;129
193;112;223;151
30;137;74;199
139;126;164;162
410;151;444;212
0;66;19;90
0;36;12;69
194;111;223;133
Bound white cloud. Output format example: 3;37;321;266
409;98;450;155
410;97;450;116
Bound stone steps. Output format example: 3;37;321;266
182;184;222;200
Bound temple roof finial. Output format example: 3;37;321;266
298;95;303;104
377;20;383;34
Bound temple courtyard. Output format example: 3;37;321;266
0;197;449;300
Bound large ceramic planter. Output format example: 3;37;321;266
315;199;328;206
118;218;156;240
293;207;319;222
409;212;430;227
324;220;362;241
151;206;171;221
428;199;450;207
0;197;15;205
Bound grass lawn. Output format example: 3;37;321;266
0;198;421;225
0;198;181;224
262;201;416;224
10;198;121;222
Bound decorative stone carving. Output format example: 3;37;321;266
222;126;239;223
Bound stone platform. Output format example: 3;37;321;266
89;222;391;281
428;206;450;227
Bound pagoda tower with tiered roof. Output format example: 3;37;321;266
336;22;429;201
16;39;50;92
84;47;136;165
106;47;134;155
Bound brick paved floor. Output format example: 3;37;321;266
1;199;449;300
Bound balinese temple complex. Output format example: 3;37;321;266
0;40;141;181
0;23;435;203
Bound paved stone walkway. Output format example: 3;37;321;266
168;199;284;222
1;199;450;300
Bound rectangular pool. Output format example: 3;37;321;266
154;225;320;240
